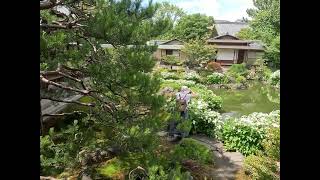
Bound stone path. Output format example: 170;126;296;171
191;135;244;180
157;131;244;180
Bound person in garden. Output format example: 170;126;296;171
176;86;192;119
168;86;196;141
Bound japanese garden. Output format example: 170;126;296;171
40;0;280;179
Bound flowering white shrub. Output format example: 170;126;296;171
206;72;225;84
269;70;280;88
160;72;180;80
238;110;280;130
189;99;223;137
184;71;201;82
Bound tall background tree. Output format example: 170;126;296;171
172;13;215;41
154;1;186;40
237;0;280;68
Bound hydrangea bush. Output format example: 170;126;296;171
184;71;201;82
160;72;181;80
221;110;280;156
199;89;223;110
269;70;280;88
206;72;225;84
189;99;223;137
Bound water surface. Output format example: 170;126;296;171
211;81;279;117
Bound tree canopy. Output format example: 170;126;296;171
40;0;170;175
172;13;215;41
237;0;280;68
182;39;216;68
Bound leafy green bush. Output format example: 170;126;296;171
162;55;182;66
167;166;193;180
221;111;280;156
161;79;197;89
147;165;168;180
200;89;223;110
172;138;213;165
235;75;246;84
253;59;272;81
227;63;248;76
221;119;264;156
206;72;225;84
189;99;223;137
40;119;97;176
148;165;193;180
244;155;279;180
262;127;280;161
176;120;192;136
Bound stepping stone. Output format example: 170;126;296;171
156;131;168;137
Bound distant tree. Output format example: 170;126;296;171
182;39;216;68
172;13;215;41
154;2;186;40
236;0;280;68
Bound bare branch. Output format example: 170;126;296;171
79;35;97;53
41;96;95;107
40;18;86;30
56;71;88;90
40;75;90;95
42;111;86;117
89;93;115;113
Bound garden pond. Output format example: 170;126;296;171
210;81;279;118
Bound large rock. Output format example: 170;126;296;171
79;148;111;166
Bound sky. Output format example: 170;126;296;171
149;0;254;21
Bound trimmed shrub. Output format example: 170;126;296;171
172;138;214;165
206;72;225;84
206;61;223;72
227;63;248;77
244;155;279;180
262;127;280;161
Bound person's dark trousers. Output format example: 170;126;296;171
168;121;178;137
180;110;189;138
180;110;188;120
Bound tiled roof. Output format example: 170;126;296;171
215;22;248;36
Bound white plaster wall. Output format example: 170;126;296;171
217;49;235;61
248;51;256;59
172;50;180;57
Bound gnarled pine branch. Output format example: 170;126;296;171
42;110;86;117
41;96;95;107
40;75;90;95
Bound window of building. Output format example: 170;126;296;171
166;49;173;55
